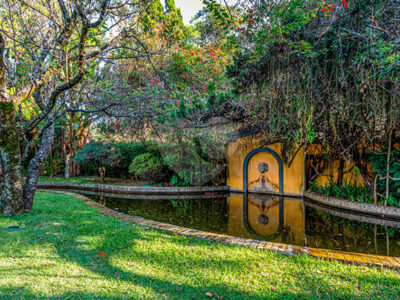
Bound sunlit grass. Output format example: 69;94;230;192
0;192;399;299
38;176;138;186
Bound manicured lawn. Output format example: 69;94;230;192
0;192;399;299
38;176;145;186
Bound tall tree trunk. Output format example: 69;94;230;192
23;121;55;212
0;34;24;215
0;102;24;215
65;154;71;179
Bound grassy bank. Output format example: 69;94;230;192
38;176;145;186
0;192;399;299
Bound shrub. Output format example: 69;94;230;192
160;139;226;186
74;141;121;181
106;142;148;178
309;180;374;204
368;148;400;207
128;152;168;182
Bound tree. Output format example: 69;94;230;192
0;0;151;215
208;0;399;190
74;141;121;182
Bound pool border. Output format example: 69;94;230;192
36;182;400;219
305;191;400;219
46;190;400;270
37;182;229;195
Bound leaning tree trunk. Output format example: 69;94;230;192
0;102;24;215
23;121;55;212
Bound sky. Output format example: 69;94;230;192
174;0;205;24
174;0;237;25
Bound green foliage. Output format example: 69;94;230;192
106;142;148;178
128;152;168;183
169;175;181;187
43;156;64;177
222;0;400;174
368;149;400;206
310;180;374;204
140;0;187;41
74;141;121;177
161;138;226;187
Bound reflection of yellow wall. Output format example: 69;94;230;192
227;194;305;245
227;135;305;196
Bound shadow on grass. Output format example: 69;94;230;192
0;192;399;299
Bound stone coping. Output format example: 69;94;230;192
57;191;400;270
305;191;400;219
37;182;400;219
47;189;227;200
37;182;229;195
304;200;400;228
229;187;302;198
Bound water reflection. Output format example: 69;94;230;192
228;194;304;245
83;191;400;256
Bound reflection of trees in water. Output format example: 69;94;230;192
306;207;400;256
90;196;229;233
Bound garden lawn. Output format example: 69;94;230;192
0;192;399;299
38;176;153;186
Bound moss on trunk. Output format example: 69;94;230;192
0;101;24;215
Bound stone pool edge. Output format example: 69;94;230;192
37;182;229;195
45;190;400;270
305;191;400;219
36;182;400;218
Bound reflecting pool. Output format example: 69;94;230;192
84;193;400;257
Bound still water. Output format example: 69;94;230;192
85;193;400;257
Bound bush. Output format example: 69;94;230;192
309;180;373;204
106;142;148;178
368;148;400;207
160;139;226;187
74;141;121;181
128;152;169;182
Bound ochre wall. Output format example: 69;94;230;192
305;144;372;188
227;194;305;245
227;135;305;196
308;144;400;188
313;160;366;187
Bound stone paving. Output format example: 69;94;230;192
66;193;400;270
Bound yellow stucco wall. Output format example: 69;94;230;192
227;194;305;245
312;160;366;187
227;135;305;196
305;144;374;188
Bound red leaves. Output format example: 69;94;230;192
115;121;120;126
97;252;106;257
321;3;334;14
342;0;349;8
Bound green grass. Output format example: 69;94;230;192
39;176;98;183
0;192;399;299
38;176;141;186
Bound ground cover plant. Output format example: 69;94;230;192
0;192;399;299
